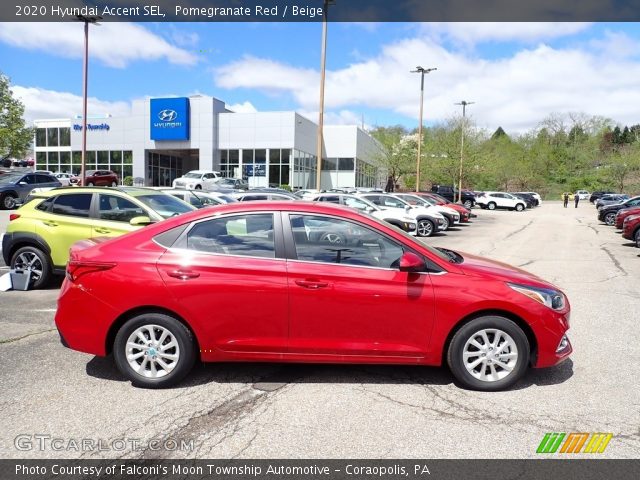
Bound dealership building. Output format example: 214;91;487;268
33;95;384;190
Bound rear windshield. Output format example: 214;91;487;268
135;194;195;218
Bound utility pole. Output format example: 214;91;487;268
411;67;436;192
455;100;474;203
75;15;101;187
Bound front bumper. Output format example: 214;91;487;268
532;309;572;368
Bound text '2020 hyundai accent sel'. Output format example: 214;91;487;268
55;202;572;391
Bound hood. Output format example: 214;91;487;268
456;251;556;290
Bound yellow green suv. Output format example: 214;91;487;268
2;187;195;289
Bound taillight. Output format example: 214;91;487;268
9;214;20;221
66;260;116;282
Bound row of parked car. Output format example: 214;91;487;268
596;194;640;248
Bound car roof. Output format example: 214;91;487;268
29;186;167;198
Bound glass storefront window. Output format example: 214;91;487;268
59;128;70;147
254;149;266;164
36;152;46;165
229;149;239;164
60;152;70;166
338;158;355;171
221;150;228;163
87;151;96;164
281;149;291;164
110;151;122;164
72;151;81;165
97;151;108;164
123;151;133;164
47;128;59;147
242;150;253;164
36;129;46;147
269;149;280;164
47;151;59;166
324;158;337;171
123;165;132;178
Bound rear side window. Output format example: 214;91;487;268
184;214;275;258
35;197;54;212
51;194;92;218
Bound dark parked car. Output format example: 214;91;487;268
430;185;476;209
511;193;536;208
69;170;119;187
598;196;640;225
589;191;615;204
0;172;62;209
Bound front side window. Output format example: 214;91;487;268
343;196;372;211
185;214;275;258
51;194;92;218
98;194;146;222
289;215;404;269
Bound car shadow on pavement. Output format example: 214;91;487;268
85;357;573;391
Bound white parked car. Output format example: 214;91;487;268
309;193;417;236
476;192;527;211
358;193;446;237
172;170;221;190
575;190;590;200
392;193;460;230
53;172;77;186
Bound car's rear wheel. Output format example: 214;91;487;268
447;316;530;391
114;313;196;389
487;202;496;210
111;181;117;187
87;182;94;187
1;193;17;210
604;212;616;226
10;246;52;289
515;203;524;212
417;219;434;237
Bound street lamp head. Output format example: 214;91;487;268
75;15;102;24
411;66;437;74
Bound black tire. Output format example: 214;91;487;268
604;212;616;226
87;182;94;187
1;193;18;210
487;202;496;211
447;316;530;391
417;219;435;237
195;184;202;190
515;203;524;212
635;229;640;248
114;313;196;389
463;199;474;209
110;181;117;187
441;215;450;231
10;246;52;289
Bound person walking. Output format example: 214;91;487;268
574;193;580;208
563;192;569;208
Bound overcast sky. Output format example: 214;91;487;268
1;22;640;134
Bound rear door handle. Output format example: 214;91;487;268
42;221;58;227
167;269;200;280
94;228;111;234
295;279;329;289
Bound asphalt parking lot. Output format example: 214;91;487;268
0;202;639;459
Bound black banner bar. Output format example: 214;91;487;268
1;459;639;480
5;0;640;22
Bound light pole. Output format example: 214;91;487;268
315;0;335;191
454;100;474;203
75;15;101;187
411;66;436;192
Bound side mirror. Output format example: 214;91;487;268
404;205;411;211
366;206;375;213
129;216;153;226
399;252;425;273
18;181;27;185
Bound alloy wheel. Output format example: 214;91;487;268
125;324;180;379
605;213;616;226
13;251;43;285
320;232;345;244
417;220;433;237
442;216;450;230
462;328;518;383
3;195;16;209
488;202;496;210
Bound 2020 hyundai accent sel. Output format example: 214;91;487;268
55;201;572;391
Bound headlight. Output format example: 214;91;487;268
507;283;566;311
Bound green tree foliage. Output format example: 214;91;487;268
0;73;33;160
370;125;416;189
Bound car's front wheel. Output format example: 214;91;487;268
195;185;202;190
463;200;474;209
441;216;450;231
417;219;435;237
111;181;117;187
515;203;524;212
635;229;640;248
604;212;616;226
87;182;94;187
487;202;496;210
447;316;530;391
114;313;196;388
10;246;52;289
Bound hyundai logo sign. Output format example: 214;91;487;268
150;98;190;141
158;109;177;122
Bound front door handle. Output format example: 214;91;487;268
295;279;329;289
94;228;111;234
167;269;200;280
42;221;58;227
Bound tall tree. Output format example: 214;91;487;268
0;73;32;161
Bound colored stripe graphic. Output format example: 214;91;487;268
537;432;613;454
584;433;613;453
560;433;589;453
537;433;565;453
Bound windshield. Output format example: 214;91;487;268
0;174;21;185
182;172;202;179
215;178;236;185
136;194;195;218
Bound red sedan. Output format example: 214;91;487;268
615;207;640;229
55;201;572;391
